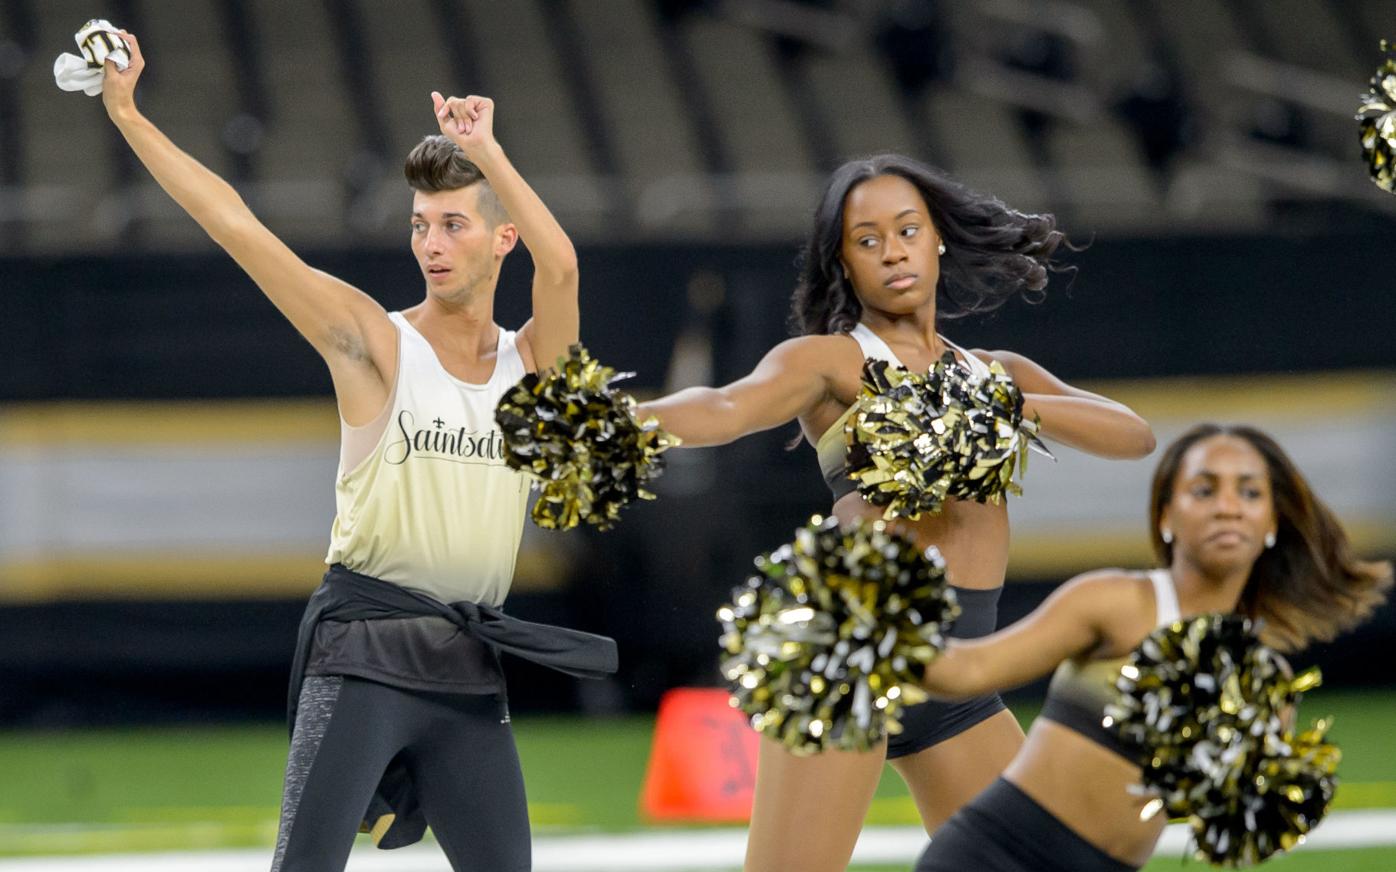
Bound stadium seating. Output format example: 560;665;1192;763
2;0;1393;254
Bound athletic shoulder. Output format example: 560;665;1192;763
767;333;862;371
964;347;1031;373
1052;569;1153;616
1055;569;1168;655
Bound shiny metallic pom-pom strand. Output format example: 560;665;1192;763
493;343;679;530
1358;39;1396;193
845;352;1052;520
717;514;960;755
1105;614;1340;867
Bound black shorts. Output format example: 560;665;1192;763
916;777;1139;871
887;585;1008;758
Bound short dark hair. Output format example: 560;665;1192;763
1148;423;1392;652
790;153;1072;336
403;135;509;227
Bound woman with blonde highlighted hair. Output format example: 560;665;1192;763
913;424;1392;871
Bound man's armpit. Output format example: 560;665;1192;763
326;325;373;364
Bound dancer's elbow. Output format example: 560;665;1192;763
1122;419;1157;458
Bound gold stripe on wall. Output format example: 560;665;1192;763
1066;371;1395;419
0;554;328;603
0;399;341;446
0;549;570;603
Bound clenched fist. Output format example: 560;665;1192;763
431;92;498;158
101;29;145;117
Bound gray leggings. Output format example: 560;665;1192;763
271;675;530;872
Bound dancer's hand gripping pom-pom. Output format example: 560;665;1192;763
846;353;1052;519
494;344;678;530
717;515;960;755
1105;614;1340;867
1358;40;1396;193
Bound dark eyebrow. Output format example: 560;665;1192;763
1189;470;1264;482
850;209;921;231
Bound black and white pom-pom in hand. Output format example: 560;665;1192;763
54;19;132;96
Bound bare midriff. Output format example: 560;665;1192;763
1005;719;1167;867
830;490;1010;592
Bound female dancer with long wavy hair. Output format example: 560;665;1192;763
639;154;1156;872
914;424;1392;870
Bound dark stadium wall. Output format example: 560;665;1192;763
2;231;1394;725
4;231;1396;402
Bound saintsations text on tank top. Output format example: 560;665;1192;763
310;312;531;693
325;311;530;606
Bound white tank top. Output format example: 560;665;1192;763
848;322;993;379
1147;568;1181;626
325;312;530;606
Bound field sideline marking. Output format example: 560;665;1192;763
0;810;1392;870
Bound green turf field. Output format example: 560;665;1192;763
1;689;1393;868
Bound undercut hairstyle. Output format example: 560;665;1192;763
404;134;509;227
1148;423;1393;652
790;153;1073;336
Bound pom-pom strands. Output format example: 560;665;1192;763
1358;40;1396;193
1182;718;1339;868
717;515;960;755
494;344;677;530
1105;614;1339;867
845;353;1051;519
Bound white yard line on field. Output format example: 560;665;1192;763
0;811;1392;871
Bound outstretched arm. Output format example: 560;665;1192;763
982;350;1155;459
432;93;578;372
921;571;1141;698
100;32;395;422
637;336;842;447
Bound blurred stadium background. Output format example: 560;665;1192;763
2;0;1394;869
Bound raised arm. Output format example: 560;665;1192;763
100;32;395;422
637;336;844;447
431;93;578;372
981;350;1156;459
921;571;1144;698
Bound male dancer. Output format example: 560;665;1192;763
98;30;612;872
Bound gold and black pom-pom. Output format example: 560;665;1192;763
1358;40;1396;193
717;515;960;755
494;344;678;530
845;353;1050;519
1105;614;1339;867
1187;718;1340;868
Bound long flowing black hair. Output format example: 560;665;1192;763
790;154;1072;336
